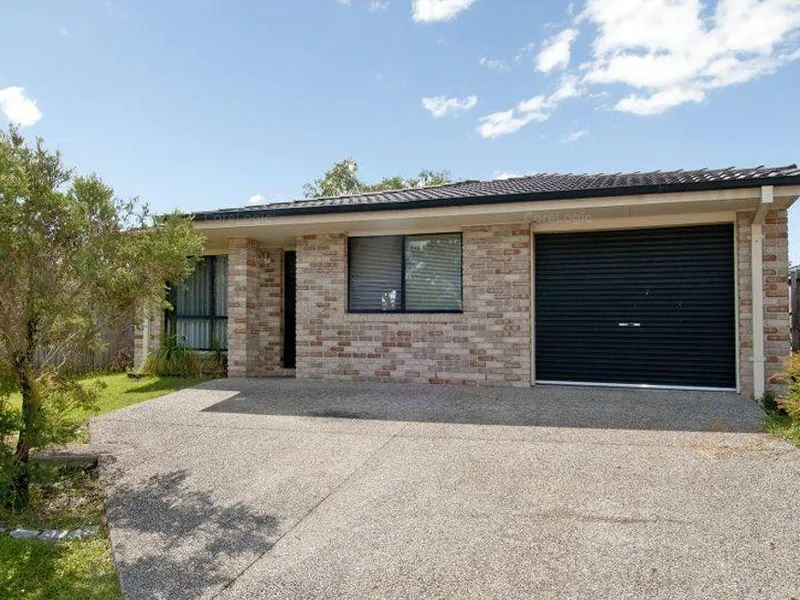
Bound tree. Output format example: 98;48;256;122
303;158;452;198
0;127;205;506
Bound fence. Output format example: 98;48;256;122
34;323;135;373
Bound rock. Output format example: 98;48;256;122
31;444;118;470
65;526;100;539
79;525;100;538
10;529;41;539
39;529;70;541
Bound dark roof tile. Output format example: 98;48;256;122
195;164;800;221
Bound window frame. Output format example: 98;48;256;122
165;255;228;350
347;232;463;314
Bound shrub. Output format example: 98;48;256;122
760;389;781;413
141;334;226;378
774;353;800;420
142;334;200;377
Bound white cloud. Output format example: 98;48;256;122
413;0;477;22
535;28;579;72
422;94;478;117
248;194;265;204
560;129;588;143
479;57;511;72
472;0;800;139
475;77;582;138
493;171;521;180
615;88;706;115
0;86;42;127
338;0;352;4
370;0;390;10
548;74;582;103
581;0;800;114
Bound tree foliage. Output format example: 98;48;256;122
303;158;452;198
0;126;205;505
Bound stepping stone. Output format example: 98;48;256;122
39;530;70;541
10;529;40;539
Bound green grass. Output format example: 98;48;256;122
765;410;800;447
9;372;208;418
0;536;122;600
2;372;208;600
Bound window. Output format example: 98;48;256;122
166;256;228;349
348;233;462;313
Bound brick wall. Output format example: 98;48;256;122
227;238;284;376
763;209;791;386
736;209;790;397
295;224;531;387
133;309;162;370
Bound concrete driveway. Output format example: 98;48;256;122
92;379;800;600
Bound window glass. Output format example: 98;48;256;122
347;234;462;313
348;236;403;312
405;234;462;311
169;256;228;349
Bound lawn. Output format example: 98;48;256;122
765;410;800;447
9;372;208;418
2;372;208;600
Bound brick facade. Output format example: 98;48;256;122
227;238;284;377
132;213;790;398
736;209;790;398
295;224;532;387
763;210;791;387
132;310;162;371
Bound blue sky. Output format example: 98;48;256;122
2;0;799;260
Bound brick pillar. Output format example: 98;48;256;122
133;307;163;370
259;248;284;373
736;213;754;397
737;209;791;398
763;209;790;386
227;238;284;377
295;233;347;380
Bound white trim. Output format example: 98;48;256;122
346;228;462;237
752;185;774;225
750;186;773;399
195;188;788;232
535;380;737;393
733;220;741;393
530;224;536;386
532;211;735;233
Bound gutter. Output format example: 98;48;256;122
191;174;800;222
751;185;774;399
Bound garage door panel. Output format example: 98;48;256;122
535;224;736;388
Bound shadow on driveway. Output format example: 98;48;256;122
199;378;765;433
105;469;278;600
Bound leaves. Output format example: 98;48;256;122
303;157;452;198
0;126;206;491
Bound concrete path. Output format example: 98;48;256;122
93;379;800;599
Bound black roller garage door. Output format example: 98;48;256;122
535;224;736;389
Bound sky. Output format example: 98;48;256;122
1;0;800;260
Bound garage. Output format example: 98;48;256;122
535;224;736;389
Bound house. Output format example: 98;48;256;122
133;166;800;399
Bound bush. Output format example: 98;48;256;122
773;353;800;420
142;334;198;377
141;334;226;378
760;389;781;413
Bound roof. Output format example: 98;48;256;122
194;164;800;221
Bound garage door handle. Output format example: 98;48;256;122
618;322;641;327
